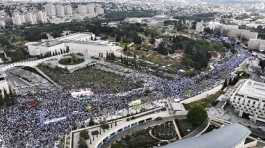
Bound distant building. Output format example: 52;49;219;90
87;4;96;17
26;32;122;58
45;3;56;17
208;22;258;40
12;13;22;25
95;5;104;15
55;4;65;17
65;5;73;16
25;13;37;25
161;123;254;148
240;30;258;40
0;73;12;98
248;39;265;51
0;20;5;28
78;5;87;16
230;79;265;123
195;21;205;33
36;11;47;24
20;14;26;24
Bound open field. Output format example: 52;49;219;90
38;65;143;93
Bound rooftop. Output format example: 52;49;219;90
161;123;250;148
237;79;265;100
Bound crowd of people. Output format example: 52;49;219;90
0;45;251;147
165;49;250;98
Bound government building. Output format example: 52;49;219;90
25;32;122;58
230;79;265;122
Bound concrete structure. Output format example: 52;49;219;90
0;17;6;28
69;101;187;148
12;13;23;25
45;3;56;17
78;5;87;16
55;4;65;17
36;11;48;24
161;123;251;148
248;39;265;51
208;22;258;40
25;12;37;25
95;5;104;15
240;30;258;40
20;14;26;24
195;21;205;33
0;73;11;98
26;33;122;58
65;5;73;16
87;4;96;17
230;79;265;122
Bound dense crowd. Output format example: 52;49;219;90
165;49;250;98
0;47;251;147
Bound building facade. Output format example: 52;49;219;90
45;3;56;17
26;33;122;58
55;4;65;17
230;79;265;122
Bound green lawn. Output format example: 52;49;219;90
38;65;143;93
184;90;224;110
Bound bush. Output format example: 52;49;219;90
58;54;84;65
91;130;99;136
187;105;208;127
100;123;110;130
79;130;90;140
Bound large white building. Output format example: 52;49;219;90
230;79;265;122
95;5;104;15
78;5;88;16
26;33;122;58
36;11;48;24
25;13;37;25
208;22;258;40
55;4;65;17
65;5;73;16
248;39;265;51
195;21;205;33
87;4;96;17
0;73;12;98
45;3;56;17
12;13;23;25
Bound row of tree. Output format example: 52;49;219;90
0;88;15;108
38;47;70;59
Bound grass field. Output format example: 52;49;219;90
38;65;143;93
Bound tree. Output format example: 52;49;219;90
91;130;99;136
133;35;142;44
187;105;208;127
156;41;169;55
78;137;88;148
123;44;128;52
149;37;155;45
88;117;95;126
100;122;110;131
112;143;124;148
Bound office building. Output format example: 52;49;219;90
230;79;265;122
78;5;87;15
55;4;65;17
65;5;73;16
45;3;56;17
162;124;253;148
